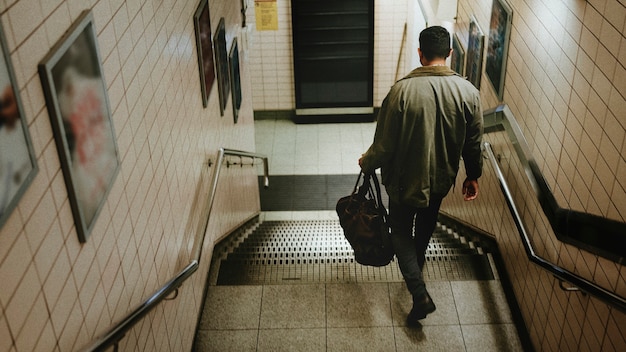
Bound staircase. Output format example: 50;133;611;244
208;218;496;286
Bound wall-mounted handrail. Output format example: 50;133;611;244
484;105;626;264
484;142;625;313
192;148;269;261
81;148;269;352
483;107;626;312
395;22;407;82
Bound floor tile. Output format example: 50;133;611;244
394;325;465;352
257;328;326;352
390;281;460;326
259;284;326;329
199;119;530;352
451;280;514;324
326;283;392;327
254;119;377;175
194;329;258;352
461;323;524;352
198;286;262;330
326;327;395;352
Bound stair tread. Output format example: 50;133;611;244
210;219;495;285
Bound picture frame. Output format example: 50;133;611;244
451;33;465;76
38;10;120;243
194;0;216;108
229;38;242;123
486;0;513;101
0;22;38;230
214;17;230;116
241;0;249;27
466;15;485;90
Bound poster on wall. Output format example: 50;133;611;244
486;0;513;101
214;17;230;116
465;15;485;90
241;0;249;27
255;0;278;30
194;0;216;108
451;33;465;76
38;10;120;243
0;22;38;230
229;38;242;124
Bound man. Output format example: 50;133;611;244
359;26;483;326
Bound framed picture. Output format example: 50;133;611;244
38;10;119;242
229;38;242;123
214;17;230;116
241;0;249;27
466;15;485;90
194;0;215;108
0;22;38;230
486;0;513;101
451;33;465;76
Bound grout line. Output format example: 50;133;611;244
256;285;264;352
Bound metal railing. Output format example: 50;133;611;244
485;106;626;264
483;105;626;313
81;148;269;351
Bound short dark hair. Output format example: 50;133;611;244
419;26;451;61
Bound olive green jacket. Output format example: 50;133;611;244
360;66;483;207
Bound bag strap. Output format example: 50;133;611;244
368;173;386;211
352;171;364;195
355;171;386;212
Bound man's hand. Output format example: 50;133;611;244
462;178;479;201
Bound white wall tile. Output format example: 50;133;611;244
449;0;626;350
0;0;624;351
0;0;259;351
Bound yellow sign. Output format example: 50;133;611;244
255;0;278;30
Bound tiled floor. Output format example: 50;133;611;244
193;119;526;351
195;279;522;352
253;118;375;175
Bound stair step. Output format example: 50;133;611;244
209;219;495;285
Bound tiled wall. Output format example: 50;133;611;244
443;0;626;350
0;0;259;351
248;0;411;111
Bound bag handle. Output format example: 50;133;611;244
369;172;385;209
357;172;385;208
354;171;386;212
352;171;364;195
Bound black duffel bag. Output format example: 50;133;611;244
336;172;394;267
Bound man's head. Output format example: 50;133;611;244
419;26;451;62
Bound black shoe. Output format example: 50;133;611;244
406;292;436;326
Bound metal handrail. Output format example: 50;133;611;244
484;105;626;264
482;107;626;313
395;22;407;82
81;148;269;351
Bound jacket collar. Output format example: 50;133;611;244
401;66;457;80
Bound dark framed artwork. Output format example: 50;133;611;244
486;0;513;101
229;38;242;123
38;10;120;242
194;0;215;108
214;17;230;116
466;15;485;90
451;33;465;76
241;0;249;27
0;22;38;230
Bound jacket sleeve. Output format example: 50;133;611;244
462;93;484;180
360;87;401;174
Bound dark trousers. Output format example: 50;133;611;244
389;196;443;298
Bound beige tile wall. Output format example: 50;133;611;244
444;0;626;351
248;0;411;111
0;0;260;351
